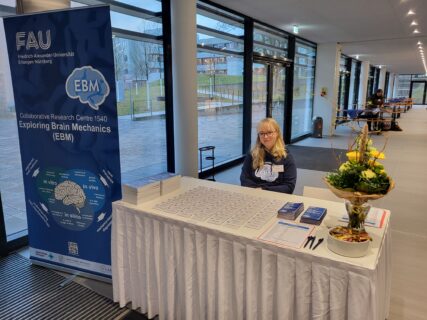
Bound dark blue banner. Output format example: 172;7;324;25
4;6;121;278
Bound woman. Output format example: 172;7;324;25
240;118;297;194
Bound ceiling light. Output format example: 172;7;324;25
293;25;299;34
413;29;420;34
355;55;359;59
418;41;422;45
378;65;382;69
407;10;415;15
292;25;299;34
411;21;418;26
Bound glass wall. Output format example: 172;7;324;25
108;1;168;181
337;55;350;112
292;40;316;139
349;59;361;109
271;65;286;134
252;23;288;141
394;75;411;97
196;2;244;169
0;2;27;241
253;23;288;59
251;62;268;143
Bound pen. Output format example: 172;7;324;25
312;238;324;250
303;236;314;248
309;236;316;249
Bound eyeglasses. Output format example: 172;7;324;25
258;131;276;138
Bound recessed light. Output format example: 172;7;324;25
356;55;359;59
413;29;420;34
293;25;299;34
407;9;415;15
411;21;418;26
418;41;423;45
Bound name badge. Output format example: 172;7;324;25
272;165;284;173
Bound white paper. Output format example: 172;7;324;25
154;186;283;229
258;220;314;248
339;207;388;228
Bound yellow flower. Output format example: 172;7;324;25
346;151;360;161
380;169;386;175
339;161;351;172
370;150;385;159
361;169;376;179
368;160;383;168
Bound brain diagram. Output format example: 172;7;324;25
54;180;86;212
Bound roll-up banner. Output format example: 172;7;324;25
3;5;121;280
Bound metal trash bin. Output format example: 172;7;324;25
312;117;323;138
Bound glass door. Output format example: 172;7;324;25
251;60;287;146
271;65;286;135
409;81;427;105
251;62;268;144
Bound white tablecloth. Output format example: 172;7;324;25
112;177;391;320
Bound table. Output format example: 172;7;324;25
112;177;391;320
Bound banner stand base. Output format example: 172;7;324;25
30;259;112;284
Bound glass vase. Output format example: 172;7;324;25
345;199;371;233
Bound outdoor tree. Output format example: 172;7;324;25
112;37;128;81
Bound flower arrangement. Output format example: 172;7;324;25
324;125;394;247
326;126;391;196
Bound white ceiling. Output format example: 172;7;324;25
212;0;427;74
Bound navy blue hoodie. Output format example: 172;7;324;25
240;151;297;194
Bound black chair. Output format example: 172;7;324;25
199;146;215;181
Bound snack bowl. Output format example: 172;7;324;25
327;227;370;258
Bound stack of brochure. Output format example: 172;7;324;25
300;206;327;225
122;177;161;205
150;172;181;195
122;172;181;205
277;202;304;220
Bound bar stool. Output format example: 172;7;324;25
199;145;215;181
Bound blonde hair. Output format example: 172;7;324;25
251;118;287;169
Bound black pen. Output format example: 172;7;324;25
304;236;314;248
312;238;324;250
309;236;316;249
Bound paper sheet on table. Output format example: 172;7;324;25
339;207;388;228
258;220;315;248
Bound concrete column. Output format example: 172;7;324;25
358;61;370;108
171;0;198;177
313;43;341;136
378;67;387;90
